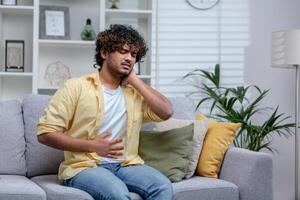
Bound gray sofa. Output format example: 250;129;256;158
0;94;273;200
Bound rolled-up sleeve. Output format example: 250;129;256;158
37;79;79;136
142;100;163;123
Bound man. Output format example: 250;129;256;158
37;24;174;200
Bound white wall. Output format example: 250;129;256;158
246;0;300;199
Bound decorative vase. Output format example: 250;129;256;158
81;18;96;41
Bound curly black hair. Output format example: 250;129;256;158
94;24;148;67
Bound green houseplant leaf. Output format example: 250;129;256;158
183;64;295;152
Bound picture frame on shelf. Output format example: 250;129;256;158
39;5;70;40
1;0;17;5
133;62;140;75
5;40;24;72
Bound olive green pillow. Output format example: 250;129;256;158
139;123;194;182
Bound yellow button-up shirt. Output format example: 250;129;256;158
37;71;162;180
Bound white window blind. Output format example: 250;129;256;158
151;0;250;108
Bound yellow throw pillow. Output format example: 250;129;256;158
195;114;241;178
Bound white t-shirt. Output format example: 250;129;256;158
98;85;127;163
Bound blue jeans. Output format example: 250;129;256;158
63;163;172;200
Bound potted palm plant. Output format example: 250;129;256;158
183;64;295;152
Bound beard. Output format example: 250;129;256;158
107;63;132;78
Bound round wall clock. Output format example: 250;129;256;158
185;0;220;10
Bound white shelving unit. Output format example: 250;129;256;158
0;0;153;99
38;39;95;47
0;5;34;15
0;0;34;100
105;9;152;18
0;72;33;77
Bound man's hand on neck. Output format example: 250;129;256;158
99;62;140;89
121;69;139;87
122;69;174;120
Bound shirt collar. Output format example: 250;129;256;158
86;70;102;87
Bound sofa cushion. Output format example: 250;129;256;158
139;123;194;182
172;176;239;200
23;94;64;177
196;114;241;178
169;97;195;120
31;174;238;200
154;118;209;179
31;175;143;200
0;175;46;200
141;97;196;132
0;100;26;175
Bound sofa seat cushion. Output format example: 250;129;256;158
31;175;143;200
0;175;46;200
31;174;238;200
173;176;239;200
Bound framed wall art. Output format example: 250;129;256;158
5;40;24;72
39;5;70;40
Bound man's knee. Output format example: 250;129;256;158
158;177;173;195
148;176;172;199
95;190;131;200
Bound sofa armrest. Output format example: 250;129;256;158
219;147;273;200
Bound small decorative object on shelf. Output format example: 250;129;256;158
44;61;71;87
81;18;96;41
39;5;70;40
108;0;119;9
5;40;24;72
133;62;140;75
1;0;17;6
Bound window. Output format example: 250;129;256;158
151;0;250;112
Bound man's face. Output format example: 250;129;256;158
102;44;138;77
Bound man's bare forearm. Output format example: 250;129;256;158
38;131;124;158
38;132;93;152
130;76;174;120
